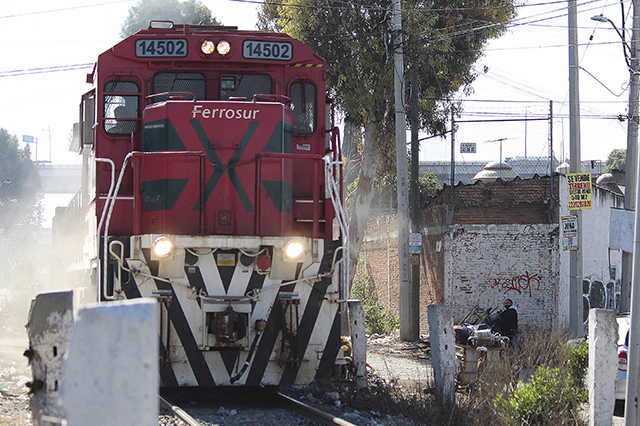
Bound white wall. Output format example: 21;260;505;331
558;175;624;330
444;223;559;330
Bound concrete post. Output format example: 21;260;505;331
61;299;159;426
26;291;75;426
348;300;367;389
588;309;617;426
427;304;455;406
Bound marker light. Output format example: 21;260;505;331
201;40;215;55
283;240;304;260
152;236;174;258
217;40;231;56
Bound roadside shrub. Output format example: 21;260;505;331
349;257;399;335
566;340;588;388
493;336;588;426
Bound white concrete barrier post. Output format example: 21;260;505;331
427;304;455;406
26;291;75;426
61;299;159;426
348;300;367;389
588;308;617;426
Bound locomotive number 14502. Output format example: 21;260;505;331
135;39;188;58
242;40;293;61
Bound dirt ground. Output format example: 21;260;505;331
0;330;31;426
365;335;433;389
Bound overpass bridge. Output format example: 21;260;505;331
38;164;81;194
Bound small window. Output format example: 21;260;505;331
220;74;272;100
104;81;139;135
290;80;317;134
152;72;206;102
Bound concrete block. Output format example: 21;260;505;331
26;291;75;426
588;308;617;426
60;299;159;426
427;304;455;406
348;300;367;389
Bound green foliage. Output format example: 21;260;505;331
604;148;626;172
418;171;441;207
494;342;588;426
360;168;440;211
257;0;517;173
350;258;399;335
566;340;589;388
0;128;41;230
120;0;221;38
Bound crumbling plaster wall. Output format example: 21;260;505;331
444;223;559;330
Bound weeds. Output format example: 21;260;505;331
490;330;588;426
344;327;588;426
350;256;399;335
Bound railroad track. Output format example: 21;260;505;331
274;392;358;426
159;389;358;426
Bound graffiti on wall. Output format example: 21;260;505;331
582;272;620;323
490;270;541;297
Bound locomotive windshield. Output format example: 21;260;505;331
152;72;206;102
219;74;272;100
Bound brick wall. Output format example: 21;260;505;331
361;176;559;334
362;214;443;333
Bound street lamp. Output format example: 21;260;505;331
591;14;633;69
594;7;640;425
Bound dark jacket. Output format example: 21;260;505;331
495;306;518;336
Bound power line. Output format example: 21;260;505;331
0;64;94;77
0;0;134;19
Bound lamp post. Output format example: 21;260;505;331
590;13;639;317
593;6;640;425
592;15;633;68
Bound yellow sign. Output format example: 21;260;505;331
567;172;592;210
216;253;236;266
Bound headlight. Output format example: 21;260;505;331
152;236;174;258
201;40;215;55
283;240;305;260
217;40;231;55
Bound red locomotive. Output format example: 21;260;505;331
52;22;349;386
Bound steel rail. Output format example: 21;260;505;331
159;395;202;426
275;392;357;426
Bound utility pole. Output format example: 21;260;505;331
568;0;583;337
623;1;640;316
410;69;421;340
625;1;640;423
450;110;455;212
392;0;413;341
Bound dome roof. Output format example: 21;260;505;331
596;173;615;185
471;161;519;183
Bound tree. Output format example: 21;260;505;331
0;129;42;304
605;148;626;172
258;0;517;282
0;128;41;231
120;0;222;39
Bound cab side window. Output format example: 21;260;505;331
290;80;317;134
104;81;140;135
